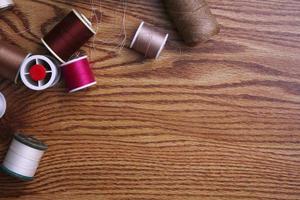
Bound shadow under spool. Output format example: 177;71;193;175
0;41;29;83
130;21;168;59
0;0;14;12
41;9;96;63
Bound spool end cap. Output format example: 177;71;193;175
29;64;46;81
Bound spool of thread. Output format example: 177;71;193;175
130;21;168;59
1;133;47;181
61;56;96;93
0;0;14;12
0;41;30;83
41;9;96;63
163;0;220;46
20;55;61;91
0;92;6;118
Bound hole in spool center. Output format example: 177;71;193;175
29;64;46;81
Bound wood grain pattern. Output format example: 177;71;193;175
0;0;300;199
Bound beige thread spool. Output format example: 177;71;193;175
130;21;168;59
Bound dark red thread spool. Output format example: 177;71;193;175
61;56;96;93
41;9;96;63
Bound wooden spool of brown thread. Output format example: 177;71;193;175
0;41;29;83
163;0;220;46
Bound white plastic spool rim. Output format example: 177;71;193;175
40;38;64;63
155;33;168;59
130;21;144;49
0;92;6;118
0;0;14;11
72;9;96;35
14;53;32;84
20;55;61;91
60;55;88;67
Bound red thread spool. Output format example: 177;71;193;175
41;9;96;63
61;56;96;93
20;55;61;91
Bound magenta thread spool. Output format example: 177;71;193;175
61;56;96;93
41;9;96;63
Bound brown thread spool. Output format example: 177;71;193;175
0;41;29;83
163;0;220;46
130;21;168;59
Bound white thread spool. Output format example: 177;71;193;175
0;0;14;12
20;55;61;91
1;133;47;181
0;92;6;118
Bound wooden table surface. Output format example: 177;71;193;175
0;0;300;199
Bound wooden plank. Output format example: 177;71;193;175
0;0;299;199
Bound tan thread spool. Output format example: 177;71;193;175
130;21;168;59
163;0;220;46
0;41;29;83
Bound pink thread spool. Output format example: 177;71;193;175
61;56;96;93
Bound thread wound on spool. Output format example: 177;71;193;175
130;21;168;59
0;0;14;12
0;41;29;83
61;56;96;93
41;9;96;63
1;133;47;181
163;0;220;46
20;55;61;91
